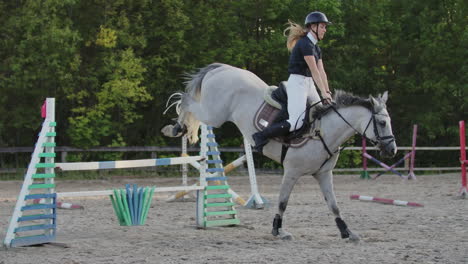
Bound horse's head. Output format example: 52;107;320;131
365;91;397;158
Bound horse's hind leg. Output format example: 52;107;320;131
315;171;360;241
181;93;224;127
272;169;302;240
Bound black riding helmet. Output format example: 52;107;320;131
304;11;332;27
304;11;331;41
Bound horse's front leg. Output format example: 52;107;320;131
315;171;360;242
272;169;302;240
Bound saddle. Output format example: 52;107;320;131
253;82;323;148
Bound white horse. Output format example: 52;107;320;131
162;63;397;241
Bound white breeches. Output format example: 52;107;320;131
286;74;321;132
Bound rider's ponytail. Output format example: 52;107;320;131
284;20;307;51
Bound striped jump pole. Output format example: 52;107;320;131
57;185;205;198
350;194;423;207
362;153;404;178
459;121;468;197
373;152;412;179
55;156;204;171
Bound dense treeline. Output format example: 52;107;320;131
0;0;466;153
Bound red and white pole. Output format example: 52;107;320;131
350;194;423;207
459;121;467;197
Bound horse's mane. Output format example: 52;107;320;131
311;90;373;119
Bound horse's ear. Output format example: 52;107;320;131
381;91;388;103
369;95;378;106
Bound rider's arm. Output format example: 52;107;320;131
304;56;331;101
317;59;331;95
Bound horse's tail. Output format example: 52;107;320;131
181;63;225;143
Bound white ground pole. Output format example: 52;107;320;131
243;138;268;209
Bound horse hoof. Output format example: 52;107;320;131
161;125;176;137
271;228;279;237
161;124;183;137
349;233;360;242
279;229;293;240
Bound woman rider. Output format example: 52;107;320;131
253;11;333;153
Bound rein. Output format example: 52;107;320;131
281;99;328;164
330;105;395;147
316;104;395;171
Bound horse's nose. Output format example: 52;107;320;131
389;144;397;157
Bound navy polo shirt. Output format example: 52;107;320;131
288;33;322;77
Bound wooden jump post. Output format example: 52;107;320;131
168;136;267;209
4;98;57;248
459;121;468;197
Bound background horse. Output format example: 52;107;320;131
162;63;397;241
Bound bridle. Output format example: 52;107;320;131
315;103;395;170
359;108;396;149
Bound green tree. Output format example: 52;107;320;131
67;48;151;147
64;0;152;147
0;0;80;147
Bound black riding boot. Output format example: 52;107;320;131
252;121;291;154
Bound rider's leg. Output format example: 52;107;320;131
252;120;291;153
252;74;308;153
286;74;309;131
305;78;322;106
